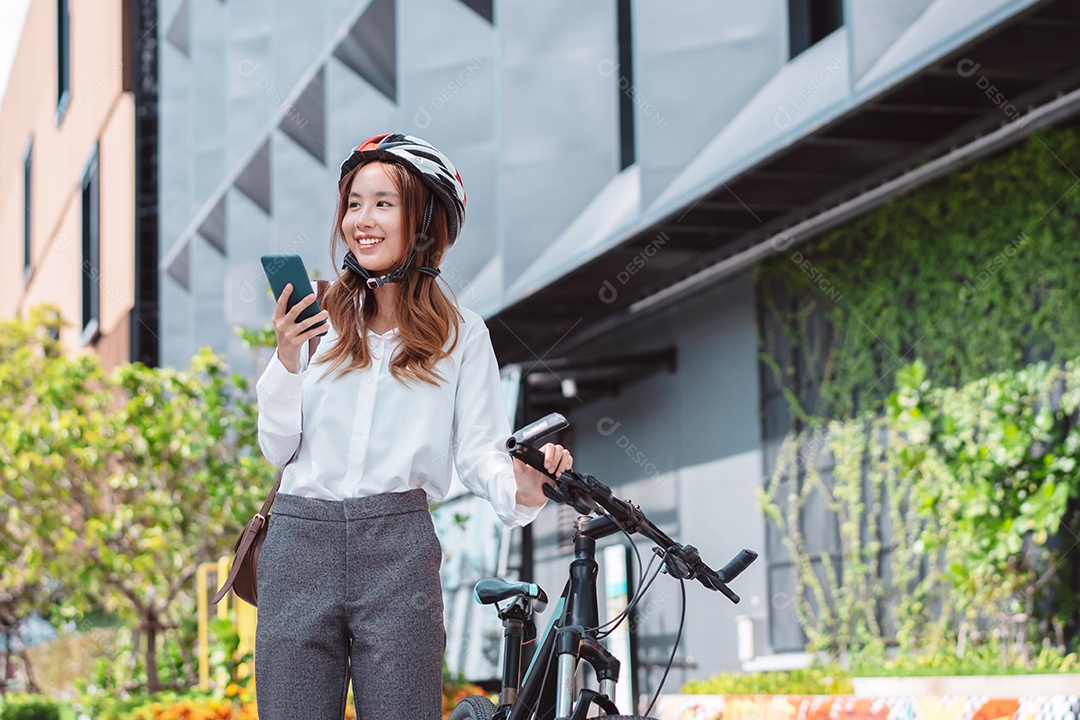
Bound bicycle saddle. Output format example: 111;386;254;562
473;578;548;612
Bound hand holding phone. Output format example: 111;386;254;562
261;254;329;373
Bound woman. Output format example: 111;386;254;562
254;133;572;719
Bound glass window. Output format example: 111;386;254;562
82;145;101;344
23;138;33;279
788;0;843;58
616;0;634;170
57;0;70;122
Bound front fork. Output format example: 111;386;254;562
555;629;621;718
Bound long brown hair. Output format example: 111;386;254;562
315;161;461;385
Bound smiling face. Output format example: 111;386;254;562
341;162;406;275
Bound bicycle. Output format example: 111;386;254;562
450;413;758;720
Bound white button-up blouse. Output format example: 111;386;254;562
255;284;543;528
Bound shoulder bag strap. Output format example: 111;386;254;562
210;449;299;604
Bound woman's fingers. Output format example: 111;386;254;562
539;443;573;475
298;310;329;332
271;285;328;374
274;283;293;320
285;291;317;321
541;443;557;473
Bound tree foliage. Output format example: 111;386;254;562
0;307;267;691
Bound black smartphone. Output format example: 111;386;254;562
260;253;328;336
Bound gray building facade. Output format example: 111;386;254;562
158;0;1080;695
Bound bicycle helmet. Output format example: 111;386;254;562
339;133;467;246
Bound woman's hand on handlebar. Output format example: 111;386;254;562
273;283;330;374
513;443;572;508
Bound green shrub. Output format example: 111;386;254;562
0;695;61;720
681;666;853;695
853;644;1080;677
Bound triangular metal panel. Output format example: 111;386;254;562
165;2;190;56
198;195;227;256
234;140;271;214
332;0;397;102
280;67;326;164
458;0;493;23
166;242;191;291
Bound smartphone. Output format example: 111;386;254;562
260;253;328;336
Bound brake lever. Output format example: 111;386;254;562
508;444;557;480
698;566;741;604
654;547;691;579
659;545;743;604
511;444;596;515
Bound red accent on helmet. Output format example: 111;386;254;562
356;133;391;153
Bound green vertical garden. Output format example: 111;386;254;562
756;125;1080;672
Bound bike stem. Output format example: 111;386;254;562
578;514;622;541
567;527;599;630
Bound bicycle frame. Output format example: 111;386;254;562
460;413;756;720
500;514;627;720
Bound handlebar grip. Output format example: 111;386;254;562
507;413;568;450
509;444;559;480
718;549;758;583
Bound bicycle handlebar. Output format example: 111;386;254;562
507;413;757;604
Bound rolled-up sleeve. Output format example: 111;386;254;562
256;348;307;468
452;321;545;528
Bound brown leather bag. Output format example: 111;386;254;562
211;465;286;607
213;280;328;608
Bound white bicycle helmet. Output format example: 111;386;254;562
340;133;467;246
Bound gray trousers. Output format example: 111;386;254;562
255;490;444;720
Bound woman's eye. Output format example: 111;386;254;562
377;201;391;207
349;202;360;209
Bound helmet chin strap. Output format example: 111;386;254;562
342;197;441;289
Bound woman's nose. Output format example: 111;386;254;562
355;207;374;228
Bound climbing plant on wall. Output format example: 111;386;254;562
763;359;1080;662
758;125;1080;423
756;125;1080;665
